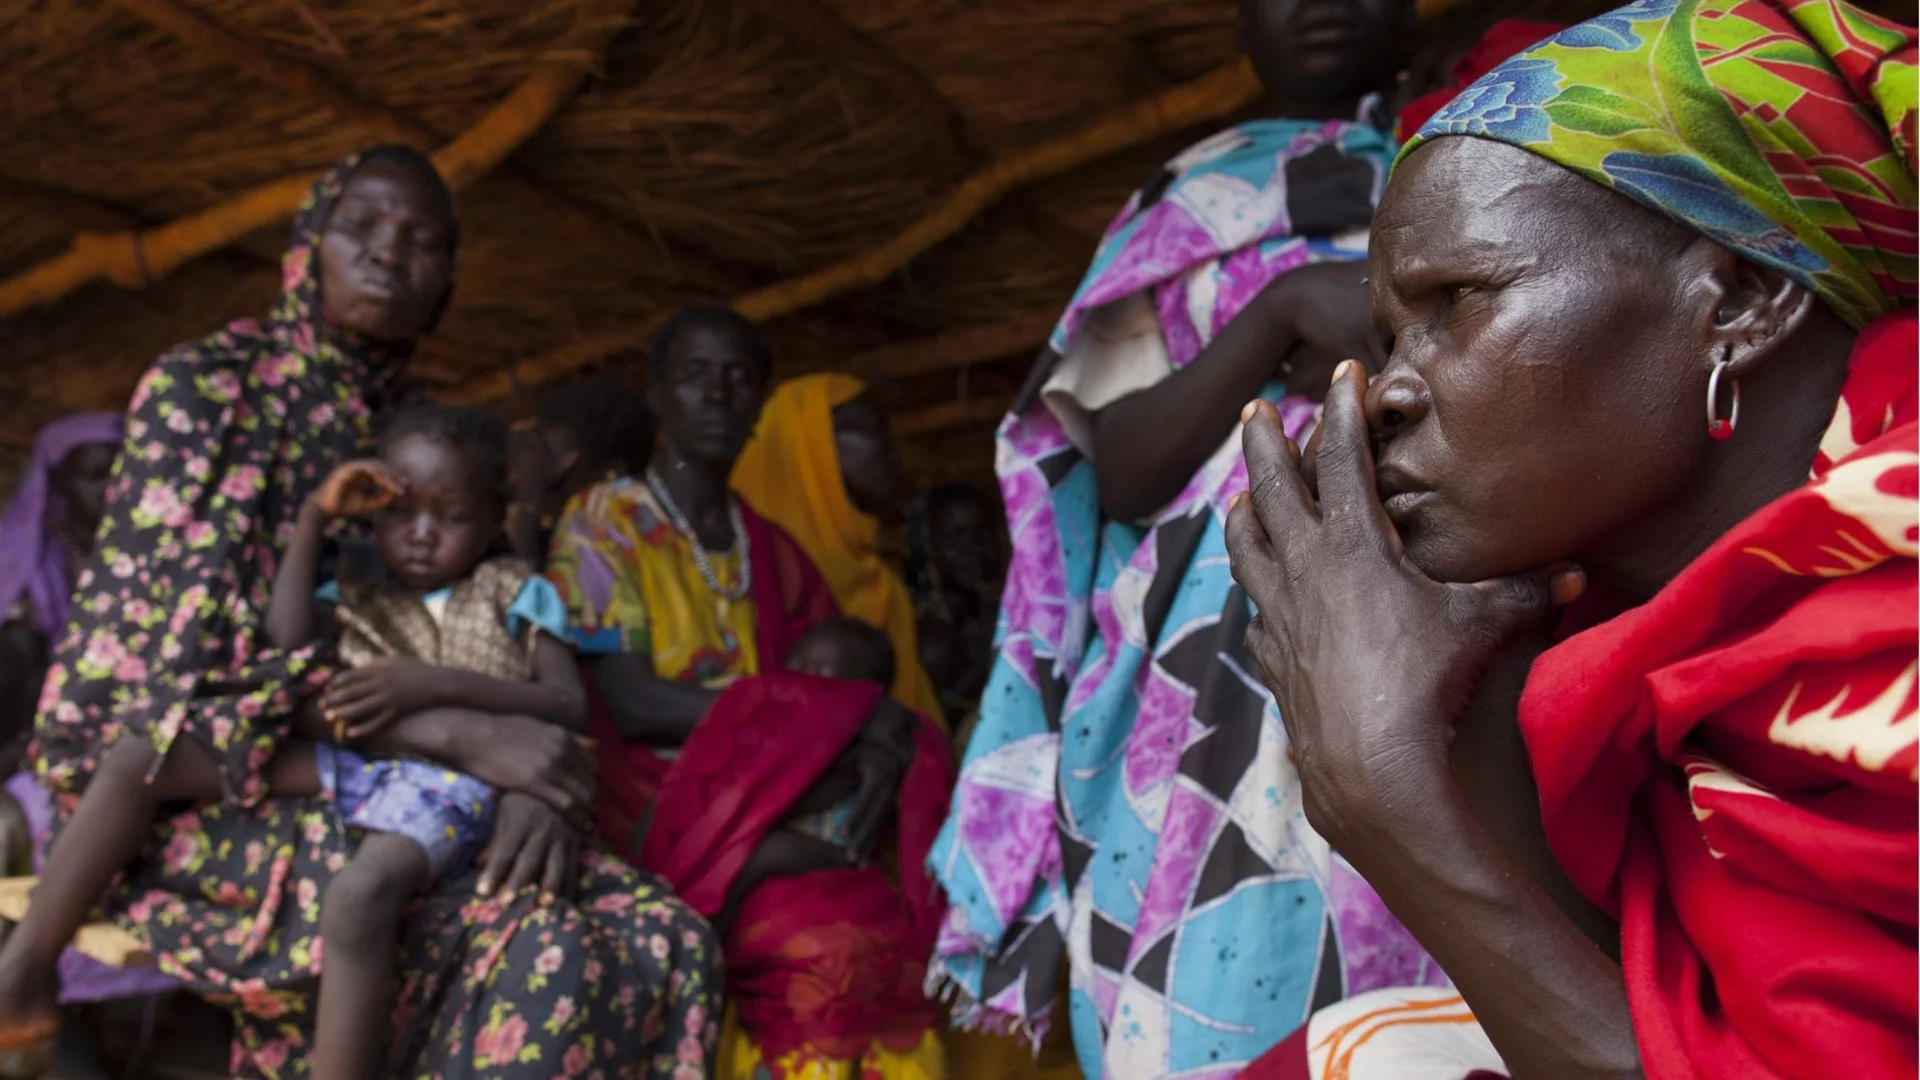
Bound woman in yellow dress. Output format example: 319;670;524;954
546;307;949;1080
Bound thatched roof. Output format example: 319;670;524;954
1;0;1906;496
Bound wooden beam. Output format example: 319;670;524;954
850;311;1056;382
0;0;636;318
456;57;1263;403
102;0;753;295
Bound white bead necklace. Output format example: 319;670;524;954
645;467;751;602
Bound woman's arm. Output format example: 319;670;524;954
1341;769;1641;1080
305;702;598;829
1093;262;1381;522
585;654;717;745
711;828;849;938
265;502;329;650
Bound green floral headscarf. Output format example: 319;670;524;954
1403;0;1917;329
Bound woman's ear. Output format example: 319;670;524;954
1701;246;1816;380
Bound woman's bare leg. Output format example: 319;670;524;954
309;833;429;1080
0;735;318;1036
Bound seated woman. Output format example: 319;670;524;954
733;372;945;720
0;412;184;1068
0;147;719;1078
1229;2;1916;1078
927;0;1557;1073
546;306;950;1080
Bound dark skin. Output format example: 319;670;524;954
267;440;586;736
1225;138;1854;1079
316;157;454;342
263;434;584;1080
1092;0;1413;522
0;159;584;1051
926;487;1002;597
588;317;769;745
830;394;903;517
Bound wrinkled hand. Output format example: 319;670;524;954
323;657;443;737
311;459;403;519
476;792;579;904
1271;262;1389;397
449;714;598;832
1224;363;1582;847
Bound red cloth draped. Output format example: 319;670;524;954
641;672;957;1060
586;501;840;856
1521;309;1918;1080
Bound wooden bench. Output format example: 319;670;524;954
0;876;150;968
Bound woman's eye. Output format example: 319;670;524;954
1449;284;1479;302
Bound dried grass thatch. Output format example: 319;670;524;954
0;0;1907;496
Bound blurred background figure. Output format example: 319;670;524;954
507;373;656;567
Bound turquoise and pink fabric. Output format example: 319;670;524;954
926;108;1444;1080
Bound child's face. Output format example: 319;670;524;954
373;433;498;591
786;632;857;681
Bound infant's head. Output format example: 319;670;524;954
786;618;896;687
372;406;508;591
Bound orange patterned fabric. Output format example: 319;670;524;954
1520;308;1918;1079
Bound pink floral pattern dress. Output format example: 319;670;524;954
30;148;720;1079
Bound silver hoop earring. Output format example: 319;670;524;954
1706;352;1741;440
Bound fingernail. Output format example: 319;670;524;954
1331;360;1353;385
476;883;491;897
1228;492;1247;513
1551;568;1587;606
1240;400;1259;424
541;892;555;906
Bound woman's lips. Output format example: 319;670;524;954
1381;489;1431;524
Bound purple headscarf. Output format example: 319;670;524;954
0;412;124;638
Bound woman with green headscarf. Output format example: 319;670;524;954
1226;2;1916;1078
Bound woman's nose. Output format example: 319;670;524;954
1364;368;1430;441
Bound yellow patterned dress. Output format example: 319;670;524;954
547;475;947;1080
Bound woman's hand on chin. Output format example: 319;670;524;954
1225;362;1584;851
445;713;598;833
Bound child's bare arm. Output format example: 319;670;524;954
326;634;585;735
271;459;403;651
265;502;330;650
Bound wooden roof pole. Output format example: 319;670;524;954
453;56;1263;403
100;0;754;296
0;2;632;320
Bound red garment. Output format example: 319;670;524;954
586;502;840;856
1395;20;1569;139
1521;310;1918;1079
641;672;957;1061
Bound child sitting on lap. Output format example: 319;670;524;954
263;406;585;1080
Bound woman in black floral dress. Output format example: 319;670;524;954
0;148;720;1079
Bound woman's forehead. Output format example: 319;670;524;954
1376;140;1589;268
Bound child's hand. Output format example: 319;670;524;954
311;459;403;519
323;657;442;737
